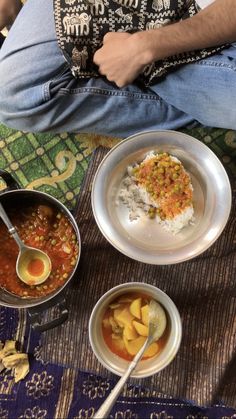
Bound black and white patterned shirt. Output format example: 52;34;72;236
53;0;225;86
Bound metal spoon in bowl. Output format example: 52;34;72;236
0;202;51;286
93;299;163;419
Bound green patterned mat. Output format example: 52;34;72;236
0;124;120;207
0;124;235;208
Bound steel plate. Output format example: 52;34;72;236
91;130;232;264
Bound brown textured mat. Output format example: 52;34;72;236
41;146;236;407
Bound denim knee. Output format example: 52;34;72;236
0;56;19;124
0;52;46;130
153;52;236;131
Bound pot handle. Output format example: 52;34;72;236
0;169;20;191
27;295;68;333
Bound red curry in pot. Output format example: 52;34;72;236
0;204;79;298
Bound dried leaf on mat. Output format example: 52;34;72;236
0;341;29;382
0;340;17;359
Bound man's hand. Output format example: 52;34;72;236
0;0;22;32
93;32;149;87
93;0;236;88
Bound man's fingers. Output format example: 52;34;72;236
103;31;131;44
93;51;98;65
93;50;101;66
93;58;127;87
93;32;139;87
102;32;118;43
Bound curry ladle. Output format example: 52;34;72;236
0;202;51;286
93;299;163;418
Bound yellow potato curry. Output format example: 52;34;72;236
102;293;169;361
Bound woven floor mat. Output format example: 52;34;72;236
41;146;236;407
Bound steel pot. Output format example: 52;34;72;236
0;169;81;332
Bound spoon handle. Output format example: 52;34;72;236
0;202;24;249
93;338;151;419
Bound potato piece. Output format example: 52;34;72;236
123;335;130;354
123;325;138;341
144;342;159;358
112;333;121;340
123;336;159;358
109;316;123;334
115;307;134;329
118;297;133;303
38;205;53;219
109;303;121;309
129;298;142;319
133;320;148;337
114;309;125;328
141;305;149;326
109;316;118;328
123;336;146;356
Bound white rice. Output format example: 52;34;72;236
118;152;194;235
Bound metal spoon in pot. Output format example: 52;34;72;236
0;202;51;286
93;299;164;419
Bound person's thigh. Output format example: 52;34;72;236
152;44;236;130
0;0;68;114
0;0;194;136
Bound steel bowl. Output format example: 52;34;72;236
89;282;182;378
92;130;232;264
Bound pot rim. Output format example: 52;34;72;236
0;188;81;309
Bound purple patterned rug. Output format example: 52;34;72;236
0;147;235;418
0;306;235;418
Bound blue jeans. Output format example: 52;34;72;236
0;0;236;137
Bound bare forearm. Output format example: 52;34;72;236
93;0;236;87
136;0;236;65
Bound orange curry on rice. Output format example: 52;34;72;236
132;152;193;220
